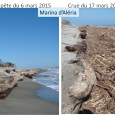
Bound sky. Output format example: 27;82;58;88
0;9;59;68
62;8;115;25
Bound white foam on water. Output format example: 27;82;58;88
33;68;59;92
95;25;115;28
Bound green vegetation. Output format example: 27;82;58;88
0;59;3;67
3;62;16;68
61;20;71;25
0;59;16;68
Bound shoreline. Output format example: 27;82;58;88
0;77;59;114
35;84;59;104
33;69;59;103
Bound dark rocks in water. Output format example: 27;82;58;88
32;75;50;77
43;75;50;77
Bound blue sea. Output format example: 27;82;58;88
95;25;115;28
33;68;59;103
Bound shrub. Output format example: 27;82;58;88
62;20;71;25
3;62;16;68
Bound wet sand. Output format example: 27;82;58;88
0;77;59;114
35;84;59;103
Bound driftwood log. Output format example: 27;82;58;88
0;68;41;99
65;41;87;54
65;46;77;52
62;56;97;114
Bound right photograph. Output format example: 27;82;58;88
61;8;115;114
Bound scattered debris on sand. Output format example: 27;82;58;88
62;25;115;114
78;26;115;114
79;29;87;39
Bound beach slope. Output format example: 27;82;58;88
0;77;59;114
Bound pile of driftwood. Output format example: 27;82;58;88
63;28;96;114
78;26;115;114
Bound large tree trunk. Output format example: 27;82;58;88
62;56;97;114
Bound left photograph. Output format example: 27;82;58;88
0;8;59;114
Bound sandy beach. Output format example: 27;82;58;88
61;25;84;105
62;25;115;114
0;77;59;114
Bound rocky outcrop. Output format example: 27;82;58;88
0;68;46;99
